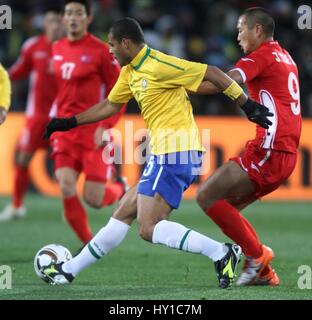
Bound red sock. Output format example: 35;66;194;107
242;217;270;275
102;183;124;207
12;166;30;208
63;195;93;244
205;200;262;258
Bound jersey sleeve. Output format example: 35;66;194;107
107;67;133;104
154;53;207;92
0;63;11;110
9;38;34;81
233;50;269;83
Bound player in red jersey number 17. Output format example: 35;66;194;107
48;0;127;245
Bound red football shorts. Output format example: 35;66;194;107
51;137;115;183
230;142;297;199
17;116;50;152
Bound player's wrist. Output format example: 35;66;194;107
240;98;253;114
223;81;244;100
67;116;77;129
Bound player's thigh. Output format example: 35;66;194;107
112;184;138;225
83;181;105;208
55;167;79;197
137;193;172;241
197;160;256;209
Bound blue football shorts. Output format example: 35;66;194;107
137;151;203;209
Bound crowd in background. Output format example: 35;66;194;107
1;0;311;117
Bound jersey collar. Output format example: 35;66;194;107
130;45;151;70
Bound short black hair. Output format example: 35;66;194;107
63;0;92;16
242;7;275;37
110;17;145;44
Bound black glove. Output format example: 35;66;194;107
43;117;77;139
240;98;273;129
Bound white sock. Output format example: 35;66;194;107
63;217;130;276
152;220;228;261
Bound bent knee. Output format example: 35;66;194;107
196;188;211;209
83;192;102;209
56;175;77;197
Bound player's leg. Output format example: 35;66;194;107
55;165;93;244
228;195;279;285
43;185;138;284
137;192;241;288
0;150;33;222
0;117;49;221
82;148;126;209
136;152;242;288
83;179;126;209
197;160;274;284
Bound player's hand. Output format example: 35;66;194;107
240;99;273;129
43;116;77;139
0;107;7;125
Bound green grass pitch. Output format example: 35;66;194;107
0;195;311;300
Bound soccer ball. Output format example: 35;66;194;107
34;244;72;283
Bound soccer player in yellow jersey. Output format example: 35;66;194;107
0;63;11;125
42;18;272;288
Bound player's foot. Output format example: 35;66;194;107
214;243;242;289
236;244;274;286
42;262;74;285
252;265;280;286
0;204;26;222
115;175;129;199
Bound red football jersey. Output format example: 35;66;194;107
51;33;125;147
233;41;302;154
9;34;57;117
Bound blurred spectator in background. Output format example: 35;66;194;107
1;0;311;117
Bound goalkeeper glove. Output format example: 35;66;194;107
44;117;77;139
241;98;273;129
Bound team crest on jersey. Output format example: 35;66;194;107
81;55;92;63
142;78;148;89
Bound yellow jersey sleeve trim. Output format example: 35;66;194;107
131;47;151;71
0;64;11;111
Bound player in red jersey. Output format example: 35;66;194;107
196;7;302;286
0;10;64;222
50;0;126;244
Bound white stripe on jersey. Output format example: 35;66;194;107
259;90;278;149
258;150;271;167
49;101;58;118
25;71;38;117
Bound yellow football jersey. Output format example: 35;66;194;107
108;45;207;155
0;63;11;111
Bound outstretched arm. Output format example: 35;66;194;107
75;99;123;125
195;66;272;129
44;99;123;138
196;69;243;95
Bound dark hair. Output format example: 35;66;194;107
63;0;92;16
242;7;275;37
110;17;145;44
